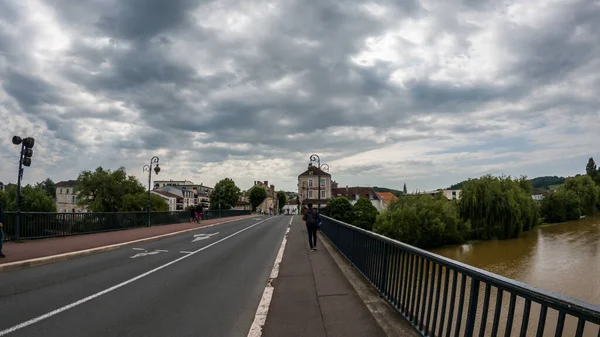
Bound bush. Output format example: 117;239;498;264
373;195;468;249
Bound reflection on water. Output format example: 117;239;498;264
431;214;600;305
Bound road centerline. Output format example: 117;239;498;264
0;217;274;337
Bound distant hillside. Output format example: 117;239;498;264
446;175;569;191
529;176;567;190
373;186;403;197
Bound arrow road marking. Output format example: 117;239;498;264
130;249;167;259
191;232;219;242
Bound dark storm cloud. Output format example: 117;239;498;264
1;0;600;185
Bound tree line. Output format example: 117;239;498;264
0;166;288;214
325;157;600;249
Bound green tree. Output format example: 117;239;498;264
210;178;241;210
121;193;169;212
458;175;539;240
277;190;287;212
325;196;354;224
352;197;378;230
373;195;467;248
76;166;145;212
249;186;268;212
561;175;598;216
35;178;56;200
586;157;600;186
0;184;56;212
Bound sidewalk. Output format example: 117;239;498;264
0;215;255;267
262;216;387;337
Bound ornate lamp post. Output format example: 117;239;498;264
142;156;160;227
309;154;329;211
12;136;35;241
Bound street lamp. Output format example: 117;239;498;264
12;135;35;241
142;156;160;227
309;154;329;211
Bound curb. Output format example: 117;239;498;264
0;215;258;273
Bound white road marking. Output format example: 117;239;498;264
192;232;219;242
179;251;193;254
155;250;168;253
0;217;274;337
132;248;145;251
130;250;163;259
247;216;292;337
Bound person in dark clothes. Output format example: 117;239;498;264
189;206;196;223
195;204;203;223
302;203;321;251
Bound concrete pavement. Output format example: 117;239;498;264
262;216;387;337
0;215;288;337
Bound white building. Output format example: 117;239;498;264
151;190;178;211
155;186;195;210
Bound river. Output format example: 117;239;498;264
430;214;600;336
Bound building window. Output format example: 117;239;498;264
308;179;313;187
66;188;70;194
72;208;75;213
72;195;76;203
320;190;325;198
320;178;326;186
308;190;313;198
60;188;63;194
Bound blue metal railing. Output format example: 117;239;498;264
319;215;600;337
2;210;252;240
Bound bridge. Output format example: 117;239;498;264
0;212;599;336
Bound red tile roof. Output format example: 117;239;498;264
331;187;379;200
375;192;398;205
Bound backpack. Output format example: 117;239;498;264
305;208;320;224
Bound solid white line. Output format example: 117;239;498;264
0;217;274;337
179;251;193;254
155;250;168;253
132;248;145;251
246;216;292;337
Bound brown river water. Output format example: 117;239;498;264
430;214;600;336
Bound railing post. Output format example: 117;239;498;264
464;278;480;337
380;243;389;297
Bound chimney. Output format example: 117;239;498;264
264;181;268;186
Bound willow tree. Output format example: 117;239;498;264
458;175;538;240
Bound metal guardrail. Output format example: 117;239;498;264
2;210;251;240
319;215;600;337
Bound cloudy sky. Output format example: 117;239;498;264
1;0;599;193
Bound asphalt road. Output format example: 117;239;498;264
0;215;289;337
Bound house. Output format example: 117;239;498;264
331;186;383;212
375;192;398;210
154;185;195;210
297;164;332;208
55;180;89;213
151;190;178;211
0;182;5;191
416;189;462;200
153;180;213;209
252;181;278;214
532;189;551;204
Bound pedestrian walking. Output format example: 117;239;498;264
189;206;196;223
195;204;203;223
302;203;321;251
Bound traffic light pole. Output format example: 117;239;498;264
15;143;24;241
